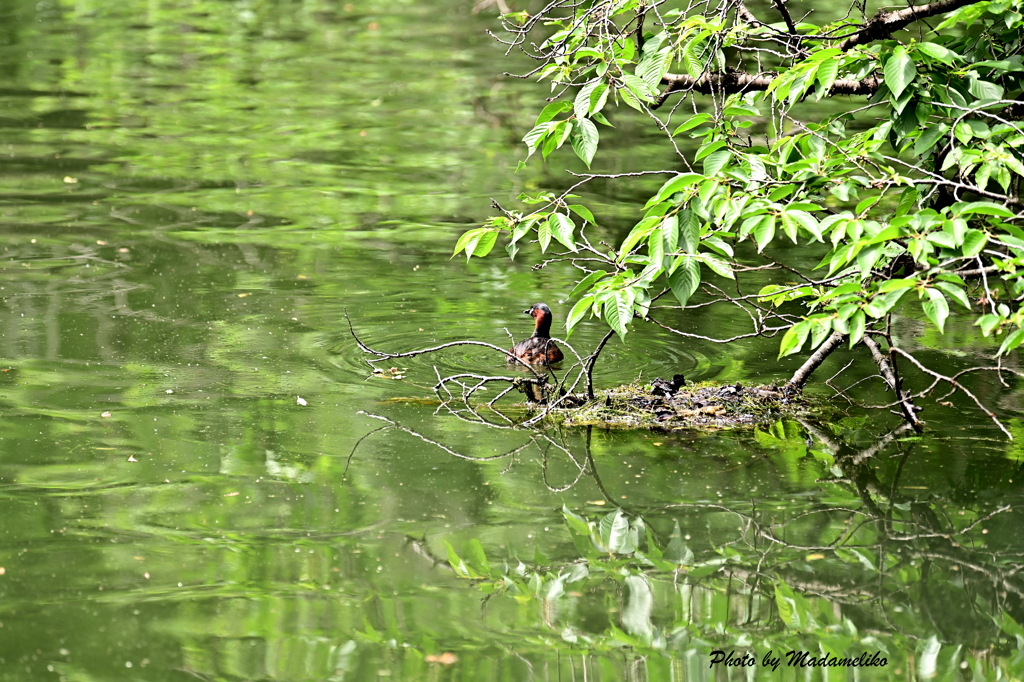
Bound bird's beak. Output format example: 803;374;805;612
523;308;532;314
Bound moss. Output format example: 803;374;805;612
542;380;820;430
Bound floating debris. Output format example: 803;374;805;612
371;367;406;380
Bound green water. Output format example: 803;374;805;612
0;1;1023;680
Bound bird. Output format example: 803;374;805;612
509;303;564;365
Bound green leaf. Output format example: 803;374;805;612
977;313;1001;337
472;230;498;258
621;73;655;106
915;123;949;155
549;213;577;252
922;288;949;333
562;505;592;536
646;173;703;208
570;270;607;298
672;113;713;137
572;117;600;168
778;320;810;358
537;216;552;252
647;226;665;266
884;46;917;100
604;290;635;339
785;209;821;242
998;328;1024;356
702;149;731;175
574;82;600;121
541;120;572;159
695;139;728;161
969;77;1003;100
919;636;941;680
916;42;956;64
619;216;660;257
961;229;988;257
700;254;734;279
568;204;596;224
679;209;700;253
933;280;971;309
957;201;1014;217
589;83;610;115
523;121;555;156
754;214;776;252
669;257;701;306
848;310;866;346
535;100;572;126
895;187;918;217
661;214;679;253
453;228;484;257
566;295;595;335
815;57;840;93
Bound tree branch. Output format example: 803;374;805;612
836;0;986;50
863;336;923;432
786;330;847;391
656;71;879;105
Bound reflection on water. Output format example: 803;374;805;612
0;0;1022;680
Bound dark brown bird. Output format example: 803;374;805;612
509;303;564;365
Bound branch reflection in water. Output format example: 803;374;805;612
351;410;1024;677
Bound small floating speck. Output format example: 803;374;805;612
297;396;308;406
63;176;78;184
127;455;137;462
101;411;112;418
165;389;173;394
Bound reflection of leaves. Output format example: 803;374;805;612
665;520;693;565
774;577;817;630
621;575;653;639
598;509;632;553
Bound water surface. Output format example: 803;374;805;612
0;1;1023;680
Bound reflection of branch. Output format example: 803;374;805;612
343;424;390;479
850;422;916;467
890;505;1012;541
405;535;456;573
358;412;528;462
